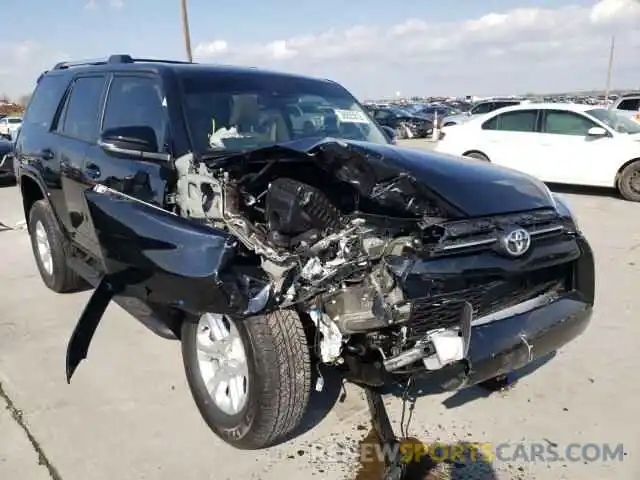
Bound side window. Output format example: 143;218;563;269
489;110;538;132
22;75;69;130
102;76;167;152
543;111;596;136
59;76;106;142
286;106;301;118
374;110;389;120
481;115;499;130
471;102;493;115
617;98;640;111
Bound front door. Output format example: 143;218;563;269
536;109;616;186
80;73;173;259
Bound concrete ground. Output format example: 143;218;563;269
0;142;638;480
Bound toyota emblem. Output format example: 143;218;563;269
502;228;531;257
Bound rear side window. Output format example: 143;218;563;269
471;102;494;115
22;75;68;130
617;98;640;111
482;110;538;132
59;76;106;143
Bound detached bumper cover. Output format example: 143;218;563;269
464;290;592;387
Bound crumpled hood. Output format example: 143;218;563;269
260;138;556;218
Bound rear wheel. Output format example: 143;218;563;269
28;200;85;293
463;151;490;162
617;160;640;202
181;309;312;449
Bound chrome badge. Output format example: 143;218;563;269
502;228;531;257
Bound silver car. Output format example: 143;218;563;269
441;99;526;127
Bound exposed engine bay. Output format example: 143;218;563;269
173;141;478;379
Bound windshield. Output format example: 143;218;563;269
8;118;21;124
587;108;640;134
180;72;388;153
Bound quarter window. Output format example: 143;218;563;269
59;76;106;142
102;76;168;152
617;98;640;111
23;75;69;130
482;110;538;132
543;111;596;136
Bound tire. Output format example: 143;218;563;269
182;309;312;449
617;160;640;202
464;151;490;162
28;200;85;293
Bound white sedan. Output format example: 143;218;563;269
434;103;640;202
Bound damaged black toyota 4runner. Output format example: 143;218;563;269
15;55;594;451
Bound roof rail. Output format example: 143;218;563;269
52;54;194;70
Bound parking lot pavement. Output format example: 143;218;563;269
1;166;638;479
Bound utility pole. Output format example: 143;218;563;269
180;0;193;62
604;35;615;101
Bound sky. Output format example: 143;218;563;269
1;0;639;100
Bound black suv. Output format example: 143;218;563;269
15;55;595;451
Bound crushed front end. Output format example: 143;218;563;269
168;139;594;391
328;206;594;389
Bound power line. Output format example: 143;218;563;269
604;35;615;100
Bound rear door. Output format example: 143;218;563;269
476;108;543;177
52;74;108;252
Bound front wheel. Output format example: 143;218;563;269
181;309;312;449
617;160;640;202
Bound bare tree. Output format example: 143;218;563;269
17;94;32;107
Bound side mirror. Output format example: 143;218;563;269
587;126;608;137
98;126;169;161
381;125;397;145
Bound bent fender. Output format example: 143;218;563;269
66;186;270;381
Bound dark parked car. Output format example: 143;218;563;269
0;137;15;183
415;104;462;128
15;55;594;454
370;106;434;138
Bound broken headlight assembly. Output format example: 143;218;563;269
552;193;580;233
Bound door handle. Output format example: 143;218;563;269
40;149;54;160
84;163;101;180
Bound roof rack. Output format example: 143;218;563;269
52;54;194;70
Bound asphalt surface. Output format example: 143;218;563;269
0;140;638;479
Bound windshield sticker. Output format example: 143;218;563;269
334;109;370;124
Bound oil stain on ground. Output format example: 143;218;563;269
353;429;505;480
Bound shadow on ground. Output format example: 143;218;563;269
383;352;556;409
548;183;620;200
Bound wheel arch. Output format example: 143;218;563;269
614;157;640;188
19;172;48;232
462;150;490;161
